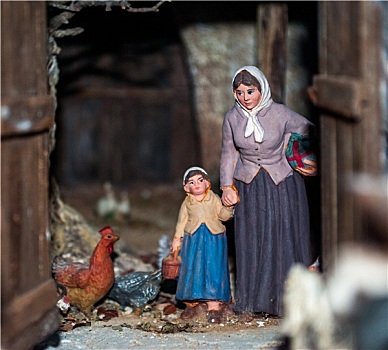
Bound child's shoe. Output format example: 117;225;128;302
194;303;208;317
180;305;196;320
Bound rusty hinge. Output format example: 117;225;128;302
307;75;365;120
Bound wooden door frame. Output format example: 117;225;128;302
257;2;384;272
311;1;384;271
1;2;59;348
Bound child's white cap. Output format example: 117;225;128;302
183;166;208;185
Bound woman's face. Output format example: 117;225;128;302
184;174;209;196
234;84;262;111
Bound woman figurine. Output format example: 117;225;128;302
220;66;317;321
171;166;234;324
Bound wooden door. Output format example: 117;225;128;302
1;2;59;349
310;1;384;271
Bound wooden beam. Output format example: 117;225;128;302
308;75;364;120
257;3;288;103
2;279;58;344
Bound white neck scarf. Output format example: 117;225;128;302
232;66;273;143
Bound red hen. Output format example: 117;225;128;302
52;226;119;317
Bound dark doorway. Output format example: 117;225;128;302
50;3;198;187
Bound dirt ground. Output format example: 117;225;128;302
50;182;283;343
60;181;185;254
49;181;386;350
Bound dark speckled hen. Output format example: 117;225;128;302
108;269;162;315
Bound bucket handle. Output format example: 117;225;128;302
172;246;180;261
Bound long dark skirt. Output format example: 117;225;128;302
234;170;312;316
176;224;231;302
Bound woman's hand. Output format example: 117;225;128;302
295;159;318;176
222;187;239;206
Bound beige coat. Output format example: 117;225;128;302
173;190;233;239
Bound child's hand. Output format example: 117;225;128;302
171;236;181;252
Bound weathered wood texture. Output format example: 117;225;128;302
257;3;288;103
53;40;197;186
312;1;383;271
1;1;59;349
56;87;194;184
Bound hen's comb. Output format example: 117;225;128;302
99;226;113;235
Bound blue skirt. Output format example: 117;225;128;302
176;224;231;302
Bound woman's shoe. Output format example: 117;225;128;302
237;312;254;323
220;302;235;317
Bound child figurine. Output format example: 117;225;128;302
171;166;234;324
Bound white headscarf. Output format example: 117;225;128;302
232;66;273;143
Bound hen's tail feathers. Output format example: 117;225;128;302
150;269;162;282
56;282;68;298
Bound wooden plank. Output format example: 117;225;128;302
320;115;338;272
4;308;59;350
357;2;383;174
317;1;384;270
1;2;58;348
325;1;360;76
0;138;20;303
1;1;48;96
257;3;288;103
1;134;52;299
2;279;58;342
76;86;185;100
336;121;355;242
1;95;55;137
310;75;363;120
1;137;59;346
351;174;388;239
351;114;366;242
